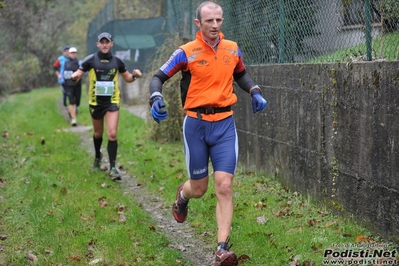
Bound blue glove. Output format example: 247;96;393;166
150;94;168;123
251;90;267;113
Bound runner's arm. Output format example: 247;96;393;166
150;48;187;95
53;59;61;79
71;69;85;82
149;70;169;95
121;69;142;83
71;54;93;82
234;70;256;94
233;48;258;93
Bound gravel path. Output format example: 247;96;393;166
58;102;215;266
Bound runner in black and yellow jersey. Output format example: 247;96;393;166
71;32;142;180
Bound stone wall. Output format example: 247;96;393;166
233;62;399;242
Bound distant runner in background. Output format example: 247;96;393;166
53;45;70;110
70;32;142;181
62;47;82;126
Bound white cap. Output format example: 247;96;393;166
69;47;77;53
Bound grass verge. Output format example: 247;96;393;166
0;87;397;266
0;88;188;265
309;31;399;62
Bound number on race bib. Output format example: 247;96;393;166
95;81;115;96
63;71;73;79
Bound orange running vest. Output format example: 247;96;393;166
180;31;240;122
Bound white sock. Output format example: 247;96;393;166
180;190;188;202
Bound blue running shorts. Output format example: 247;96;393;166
183;115;238;180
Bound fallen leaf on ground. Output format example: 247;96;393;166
311;243;321;251
308;219;316;226
119;212;126;222
88;258;102;265
98;197;107;207
325;221;338;227
254;201;266;210
289;259;300;265
149;224;156;231
318;210;329;215
27;253;38;262
355;235;372;243
69;256;81;262
256;215;268;224
289;254;301;266
273;209;291;217
20;157;27;166
87;239;96;251
44;249;53;255
238;254;250;263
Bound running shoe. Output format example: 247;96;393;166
172;183;188;223
109;167;121;181
214;237;238;266
71;117;77;126
93;153;102;171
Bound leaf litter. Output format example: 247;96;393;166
57;101;215;266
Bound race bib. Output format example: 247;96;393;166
95;81;114;96
63;71;73;79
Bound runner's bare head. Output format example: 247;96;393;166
195;1;222;23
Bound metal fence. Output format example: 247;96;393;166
89;0;399;65
87;0;166;72
165;0;399;64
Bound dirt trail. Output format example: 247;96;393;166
58;102;215;266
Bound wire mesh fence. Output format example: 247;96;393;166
88;0;399;65
165;0;399;64
87;0;166;72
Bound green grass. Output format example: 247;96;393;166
0;88;187;265
0;87;397;265
310;31;399;62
